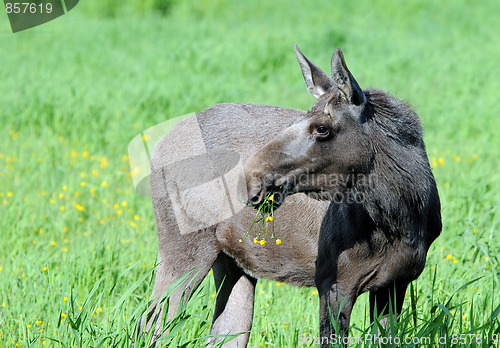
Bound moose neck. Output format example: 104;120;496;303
350;90;435;240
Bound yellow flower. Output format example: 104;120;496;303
431;157;438;168
121;201;127;207
7;192;13;197
452;155;461;162
259;240;266;246
253;238;258;244
238;239;243;243
122;155;129;162
80;182;85;187
265;216;273;222
61;313;66;318
62;186;67;191
74;202;84;211
100;157;108;168
83;151;89;158
312;290;317;295
438;157;444;166
60;206;65;212
453;259;458;264
268;194;274;201
64;248;68;253
446;254;452;260
51;241;57;247
101;181;108;187
90;188;96;194
276;239;282;245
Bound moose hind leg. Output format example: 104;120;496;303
140;228;220;342
208;253;257;347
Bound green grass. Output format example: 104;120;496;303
0;0;499;346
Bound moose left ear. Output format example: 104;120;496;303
331;49;366;106
295;44;334;99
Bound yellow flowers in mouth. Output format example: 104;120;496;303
245;190;281;246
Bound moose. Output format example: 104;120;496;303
140;46;442;347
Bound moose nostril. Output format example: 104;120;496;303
249;194;260;203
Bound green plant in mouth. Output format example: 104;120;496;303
243;192;282;246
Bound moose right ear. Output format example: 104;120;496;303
330;49;366;106
294;45;334;98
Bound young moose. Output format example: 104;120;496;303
142;46;441;347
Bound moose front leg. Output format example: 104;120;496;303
317;277;356;347
369;281;408;331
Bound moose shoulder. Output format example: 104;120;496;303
141;46;441;348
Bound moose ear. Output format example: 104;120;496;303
294;44;334;98
331;49;366;106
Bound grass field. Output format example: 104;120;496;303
0;0;499;346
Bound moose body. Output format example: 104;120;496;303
142;46;441;347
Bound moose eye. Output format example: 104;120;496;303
312;125;331;139
316;126;329;134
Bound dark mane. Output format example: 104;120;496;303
364;89;424;147
359;89;439;242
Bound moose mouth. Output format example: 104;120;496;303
246;181;333;210
246;180;295;209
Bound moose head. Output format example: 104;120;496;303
245;46;374;207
